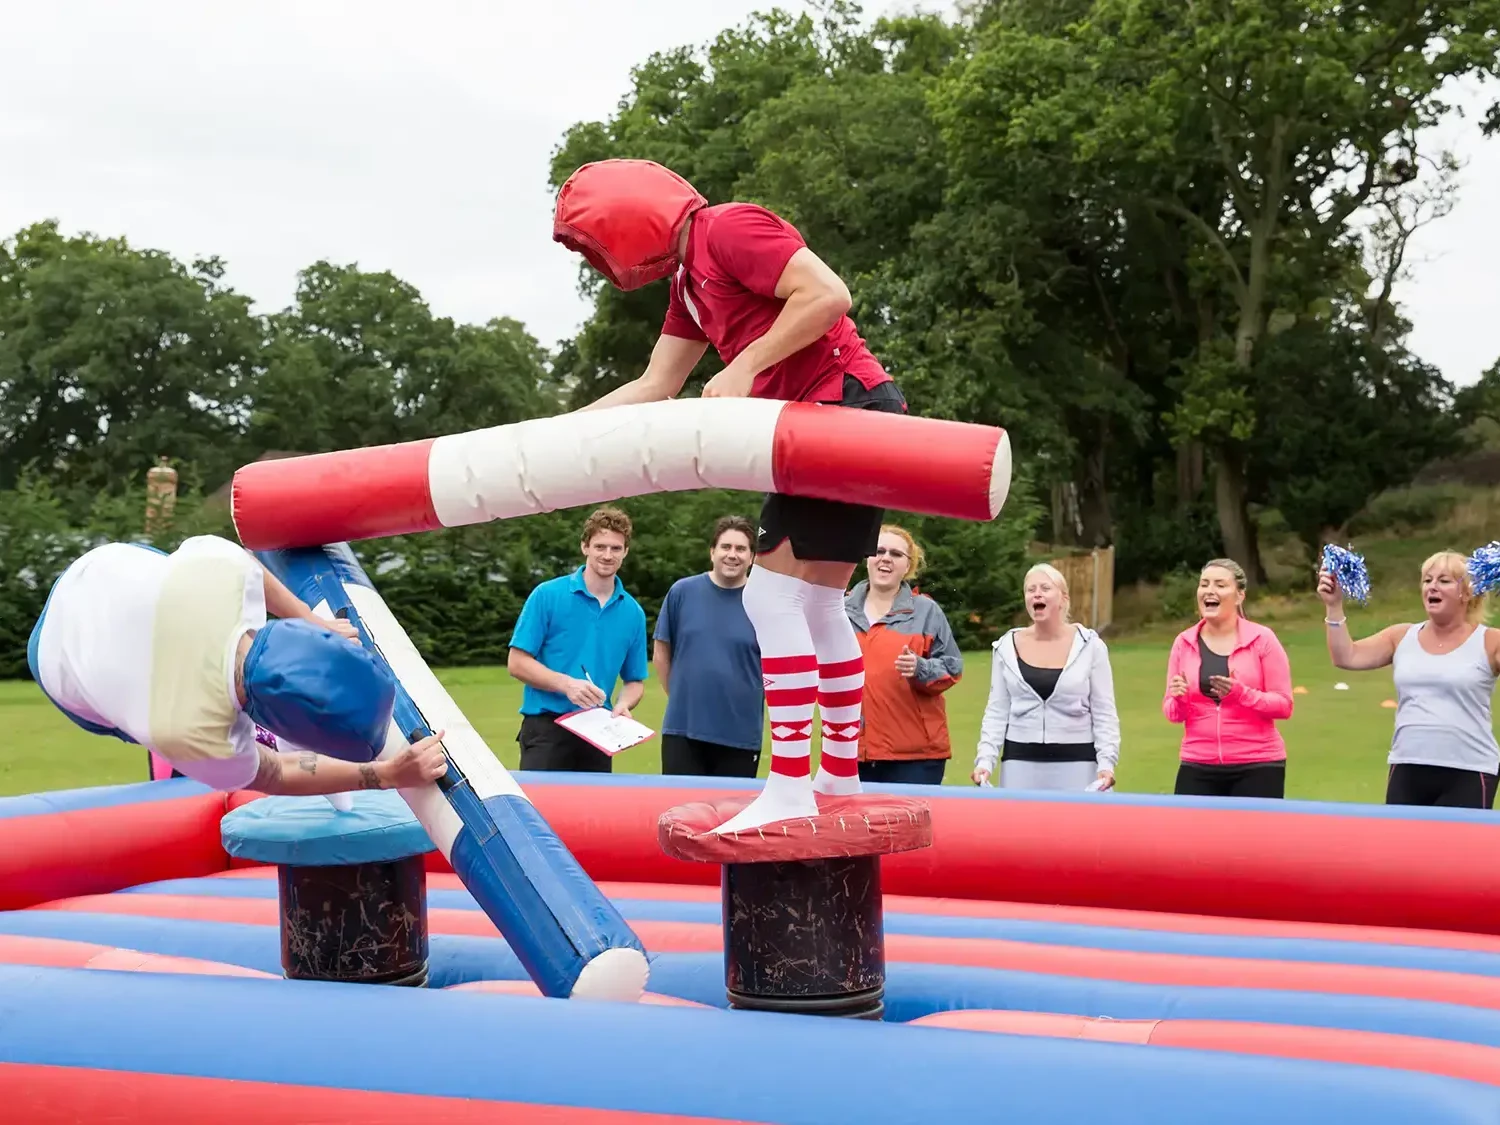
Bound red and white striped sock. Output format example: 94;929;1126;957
762;652;819;782
805;583;864;796
712;567;821;834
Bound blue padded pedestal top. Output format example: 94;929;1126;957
221;791;434;867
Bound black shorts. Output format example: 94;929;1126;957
516;713;613;773
757;375;909;564
1386;762;1498;809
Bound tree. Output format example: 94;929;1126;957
0;221;260;499
952;0;1500;584
1251;308;1462;559
923;13;1165;546
249;263;556;457
1455;357;1500;428
736;15;959;279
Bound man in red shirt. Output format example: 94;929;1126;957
553;158;908;832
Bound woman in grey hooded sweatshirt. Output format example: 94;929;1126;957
972;563;1122;791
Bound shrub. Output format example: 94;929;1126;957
1111;499;1224;587
1346;484;1466;538
1157;566;1201;623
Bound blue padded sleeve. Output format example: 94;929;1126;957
448;792;645;998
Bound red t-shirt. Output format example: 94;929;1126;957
660;203;890;403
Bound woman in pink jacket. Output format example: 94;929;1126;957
1163;558;1295;798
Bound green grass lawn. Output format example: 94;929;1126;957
0;622;1428;802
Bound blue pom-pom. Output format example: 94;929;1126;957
1321;544;1370;604
1467;542;1500;596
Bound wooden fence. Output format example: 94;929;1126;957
1049;545;1116;631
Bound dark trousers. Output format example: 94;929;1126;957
858;758;947;786
516;713;613;773
1174;761;1285;799
661;735;760;778
1386;763;1499;809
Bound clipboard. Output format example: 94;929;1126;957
554;708;655;756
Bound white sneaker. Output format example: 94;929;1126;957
711;771;820;834
812;765;862;796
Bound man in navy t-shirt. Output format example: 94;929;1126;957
653;516;764;777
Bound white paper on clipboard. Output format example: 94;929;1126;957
554;708;655;756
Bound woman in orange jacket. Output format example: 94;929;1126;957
843;526;963;785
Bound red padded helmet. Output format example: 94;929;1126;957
552;159;708;290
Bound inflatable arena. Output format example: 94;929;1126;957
3;776;1500;1122
6;401;1500;1122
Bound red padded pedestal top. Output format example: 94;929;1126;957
658;795;933;865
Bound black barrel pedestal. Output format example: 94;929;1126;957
658;793;933;1022
724;853;885;1019
277;854;430;987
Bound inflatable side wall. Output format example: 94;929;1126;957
504;774;1500;935
3;968;1499;1125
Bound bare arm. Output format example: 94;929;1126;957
248;731;447;796
257;561;358;640
507;647;574;694
614;618;649;715
1318;567;1402;671
730;248;852;376
580;335;709;412
507;648;603;708
261;565;317;622
616;680;646;714
1326;620;1405;671
653;639;673;696
251;747;384;796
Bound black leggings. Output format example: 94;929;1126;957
1386;763;1499;809
1174;761;1285;799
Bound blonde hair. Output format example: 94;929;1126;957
1201;557;1248;618
1023;562;1072;622
1421;550;1487;625
879;524;925;581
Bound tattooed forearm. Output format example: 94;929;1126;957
358;763;382;790
297;751;317;775
251;746;284;792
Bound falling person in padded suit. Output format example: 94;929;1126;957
30;533;447;795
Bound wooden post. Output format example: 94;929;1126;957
1049;545;1115;633
1090;549;1101;629
144;457;178;535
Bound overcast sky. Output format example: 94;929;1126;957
3;0;1496;385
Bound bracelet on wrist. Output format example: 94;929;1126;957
1325;617;1346;627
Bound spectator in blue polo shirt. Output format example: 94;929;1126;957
654;515;765;778
506;505;649;772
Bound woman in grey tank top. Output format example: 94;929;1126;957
1317;550;1500;808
